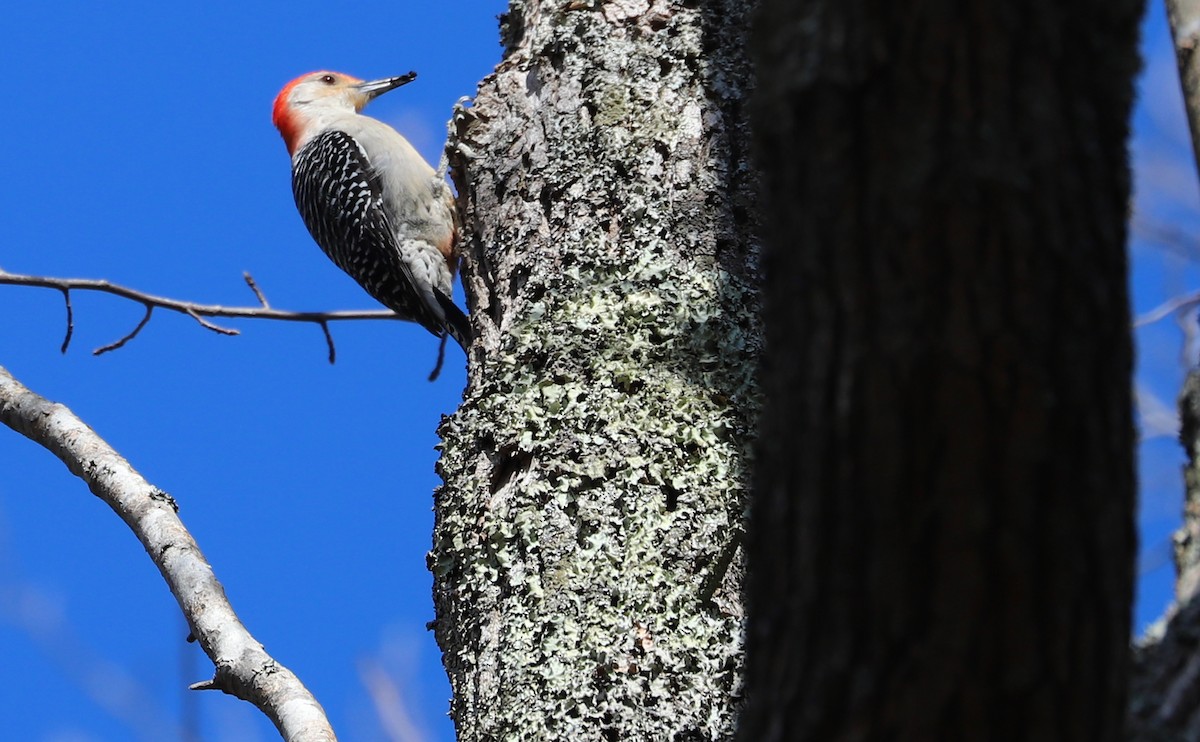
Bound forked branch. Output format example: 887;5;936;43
0;365;337;742
0;269;403;364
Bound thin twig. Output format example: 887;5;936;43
1132;218;1200;261
319;321;336;364
0;269;405;358
243;272;269;308
184;307;239;336
359;659;425;742
1135;290;1200;327
59;288;74;354
95;306;154;355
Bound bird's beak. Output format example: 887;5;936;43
356;72;417;102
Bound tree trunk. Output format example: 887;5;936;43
1173;371;1200;607
745;1;1141;740
431;1;760;739
1128;371;1200;738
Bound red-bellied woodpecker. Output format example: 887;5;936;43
272;70;471;349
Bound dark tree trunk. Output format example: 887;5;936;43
745;1;1142;740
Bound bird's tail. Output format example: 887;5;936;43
436;291;473;351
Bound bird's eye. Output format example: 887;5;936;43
320;74;336;85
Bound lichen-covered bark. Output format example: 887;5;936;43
745;0;1140;739
1175;371;1200;605
1128;371;1200;738
1129;597;1200;738
431;1;759;739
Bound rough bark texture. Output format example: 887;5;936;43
1128;371;1200;738
431;1;760;739
1166;0;1200;181
1129;595;1200;739
1175;371;1200;605
1126;4;1200;734
744;1;1141;740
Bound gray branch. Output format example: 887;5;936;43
0;269;404;362
0;365;337;742
1134;289;1200;327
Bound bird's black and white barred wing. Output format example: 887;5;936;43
291;129;469;346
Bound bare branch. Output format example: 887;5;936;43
1134;289;1200;327
59;287;74;354
185;307;239;336
319;320;336;364
0;366;337;742
95;306;154;356
1136;384;1181;440
0;269;405;358
244;272;270;308
1132;218;1200;262
358;659;426;742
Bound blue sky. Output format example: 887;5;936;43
0;2;504;740
0;2;1192;741
1130;2;1200;633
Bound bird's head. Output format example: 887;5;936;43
272;70;416;154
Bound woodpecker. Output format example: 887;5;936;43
272;70;470;349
